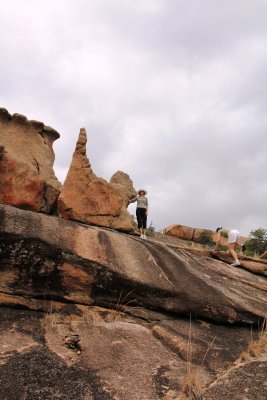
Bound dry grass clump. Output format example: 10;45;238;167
179;367;203;400
177;315;212;400
238;317;267;362
42;311;63;328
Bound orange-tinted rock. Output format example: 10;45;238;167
110;170;137;206
57;128;136;232
0;108;61;213
164;224;194;240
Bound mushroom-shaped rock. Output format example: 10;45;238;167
0;108;61;213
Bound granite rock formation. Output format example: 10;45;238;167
57;128;136;232
0;108;266;399
1;204;266;323
0;204;266;400
164;224;195;241
0;108;61;213
0;205;267;400
110;170;137;207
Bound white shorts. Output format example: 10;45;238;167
228;229;240;244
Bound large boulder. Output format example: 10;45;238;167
57;128;136;232
164;224;194;240
193;228;215;243
0;108;61;213
110;170;137;206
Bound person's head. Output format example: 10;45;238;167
216;227;223;233
138;189;147;196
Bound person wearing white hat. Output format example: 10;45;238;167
130;189;148;239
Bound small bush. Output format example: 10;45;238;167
197;232;214;247
146;221;156;237
244;228;267;256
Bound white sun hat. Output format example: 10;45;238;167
138;188;147;195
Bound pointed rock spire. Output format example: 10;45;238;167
57;128;136;232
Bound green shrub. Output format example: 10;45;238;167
197;231;214;247
244;228;267;256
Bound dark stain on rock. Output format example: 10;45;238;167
0;306;44;343
153;365;179;398
60;303;83;316
97;230;116;264
0;346;113;400
91;266;179;313
0;233;68;297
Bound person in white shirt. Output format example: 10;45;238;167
130;189;148;239
215;227;241;266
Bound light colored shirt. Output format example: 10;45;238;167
130;195;148;209
219;228;230;238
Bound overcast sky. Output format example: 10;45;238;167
1;0;267;234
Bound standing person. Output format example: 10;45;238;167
214;227;241;266
130;189;148;239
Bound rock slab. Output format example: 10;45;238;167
0;204;266;324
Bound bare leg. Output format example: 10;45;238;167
228;243;239;262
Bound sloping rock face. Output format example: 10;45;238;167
0;204;266;400
0;204;266;323
0;108;61;213
57;129;136;232
1;307;264;400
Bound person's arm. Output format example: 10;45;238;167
145;198;148;215
129;195;138;203
214;232;221;250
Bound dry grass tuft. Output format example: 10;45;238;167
42;312;63;328
177;315;207;400
179;367;203;400
239;351;251;362
238;316;267;362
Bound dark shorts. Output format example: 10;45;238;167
136;207;147;229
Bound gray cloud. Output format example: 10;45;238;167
1;0;267;235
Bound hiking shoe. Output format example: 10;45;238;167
231;260;240;267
